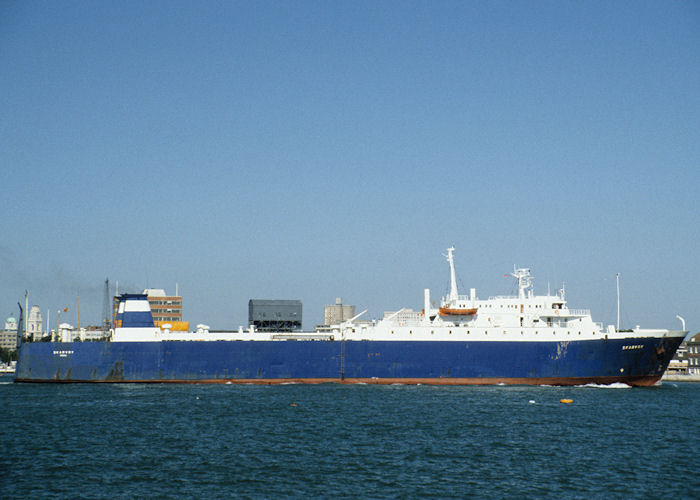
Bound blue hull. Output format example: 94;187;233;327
14;336;683;386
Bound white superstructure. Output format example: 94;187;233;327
111;247;685;344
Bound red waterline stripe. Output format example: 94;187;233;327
14;376;662;386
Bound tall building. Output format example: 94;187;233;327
324;298;356;326
143;289;183;326
27;305;43;341
0;317;18;351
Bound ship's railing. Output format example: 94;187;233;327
442;294;475;302
271;334;335;341
567;309;590;316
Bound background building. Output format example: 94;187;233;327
143;289;182;324
323;298;356;326
666;333;700;376
27;305;43;341
1;316;18;351
249;300;302;332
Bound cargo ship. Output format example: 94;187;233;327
14;248;687;386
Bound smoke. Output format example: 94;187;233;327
0;244;149;326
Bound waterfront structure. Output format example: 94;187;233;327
249;300;302;332
62;325;107;342
14;247;688;385
82;326;107;341
324;298;356;326
1;317;18;351
57;323;74;342
666;333;700;375
688;334;700;375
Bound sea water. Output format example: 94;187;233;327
1;376;698;498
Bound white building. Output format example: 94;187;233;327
27;305;43;341
1;317;18;350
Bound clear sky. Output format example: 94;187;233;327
1;1;698;332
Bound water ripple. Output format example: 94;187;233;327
1;377;698;498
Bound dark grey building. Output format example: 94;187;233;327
248;299;302;332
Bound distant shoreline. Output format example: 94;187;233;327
661;374;700;382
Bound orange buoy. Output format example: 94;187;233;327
290;403;297;407
560;399;573;404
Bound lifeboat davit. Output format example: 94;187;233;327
439;306;478;316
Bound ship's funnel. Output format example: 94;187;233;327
115;294;154;328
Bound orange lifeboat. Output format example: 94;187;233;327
439;306;478;316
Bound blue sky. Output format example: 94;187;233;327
1;1;698;332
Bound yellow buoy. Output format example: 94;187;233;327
560;399;573;404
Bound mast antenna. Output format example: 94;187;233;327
443;247;459;302
616;273;620;331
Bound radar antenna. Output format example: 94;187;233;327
511;266;533;299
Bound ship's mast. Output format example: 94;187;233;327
616;273;620;331
511;266;533;299
445;247;458;302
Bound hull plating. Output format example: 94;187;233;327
15;336;682;387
